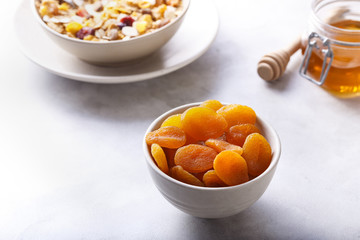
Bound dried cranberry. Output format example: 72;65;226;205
76;27;95;40
76;8;90;18
120;16;135;26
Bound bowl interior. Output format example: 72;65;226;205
31;0;191;44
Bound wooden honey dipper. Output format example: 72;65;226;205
257;7;349;82
257;37;301;82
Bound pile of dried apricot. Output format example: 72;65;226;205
146;100;272;187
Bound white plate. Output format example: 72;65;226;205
14;0;219;84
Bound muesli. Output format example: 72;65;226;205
35;0;183;41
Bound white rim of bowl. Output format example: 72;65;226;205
143;102;281;191
31;0;191;45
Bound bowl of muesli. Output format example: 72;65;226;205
32;0;190;64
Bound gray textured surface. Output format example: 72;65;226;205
2;0;360;239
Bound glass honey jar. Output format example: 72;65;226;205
300;0;360;98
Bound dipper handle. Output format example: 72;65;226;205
257;36;302;82
257;7;349;82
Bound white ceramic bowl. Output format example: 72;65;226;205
31;0;190;64
143;102;281;219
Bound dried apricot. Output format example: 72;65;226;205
217;134;227;141
203;170;227;187
204;138;243;155
181;107;227;141
163;148;177;168
226;124;260;147
242;133;272;177
147;100;273;188
151;144;169;174
146;126;186;149
185;134;200;145
200;100;223;111
213;150;249;186
161;114;183;129
174;144;217;173
170;166;204;187
217;104;256;128
193;171;206;181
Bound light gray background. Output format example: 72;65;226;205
1;0;360;239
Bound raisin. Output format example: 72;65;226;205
226;124;260;147
76;27;95;40
203;170;227;187
213;150;249;186
174;144;217;173
242;133;272;177
181;107;227;141
217;104;256;129
204;138;243;155
140;8;152;15
145;126;186;149
151;144;169;174
170;166;204;187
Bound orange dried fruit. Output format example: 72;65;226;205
185;134;199;145
163;147;177;168
145;126;186;149
217;104;256;129
181;107;227;141
242;133;272;177
193;171;206;181
217;134;227;141
174;144;217;173
147;100;272;188
160;114;183;129
226;124;260;147
151;143;169;174
200;99;223;111
213;150;249;186
204;138;243;155
202;170;227;187
170;165;204;187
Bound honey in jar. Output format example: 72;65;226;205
300;0;360;98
